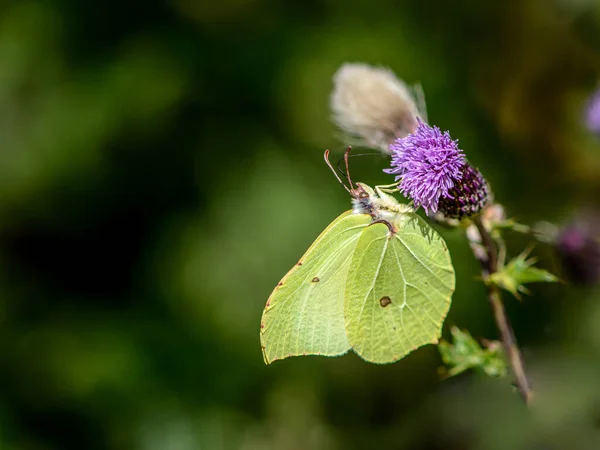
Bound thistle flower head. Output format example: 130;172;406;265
385;120;489;218
330;63;426;154
585;88;600;135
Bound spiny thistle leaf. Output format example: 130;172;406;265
438;327;507;378
490;247;559;299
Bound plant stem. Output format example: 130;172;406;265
471;216;533;405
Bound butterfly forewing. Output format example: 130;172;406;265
260;211;372;364
344;213;455;364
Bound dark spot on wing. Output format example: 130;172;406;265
297;261;303;266
311;277;320;283
380;296;392;307
277;282;283;287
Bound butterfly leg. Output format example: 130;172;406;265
372;183;414;214
375;181;400;189
374;182;400;195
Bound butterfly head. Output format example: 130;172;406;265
350;183;378;216
324;148;378;215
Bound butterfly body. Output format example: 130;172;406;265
351;182;412;223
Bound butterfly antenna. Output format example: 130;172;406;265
336;158;350;184
324;149;351;194
336;151;379;179
343;147;355;190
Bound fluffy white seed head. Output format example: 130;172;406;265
330;63;427;154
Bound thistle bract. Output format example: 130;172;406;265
437;164;489;219
385;120;489;219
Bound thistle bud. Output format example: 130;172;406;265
330;63;425;154
385;119;490;219
437;164;489;219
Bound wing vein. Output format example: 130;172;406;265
355;236;389;329
289;230;361;356
394;235;453;290
391;242;416;350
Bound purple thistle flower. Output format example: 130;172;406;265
385;119;489;219
585;88;600;135
557;214;600;285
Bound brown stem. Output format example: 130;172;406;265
471;216;533;405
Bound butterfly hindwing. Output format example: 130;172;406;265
344;213;455;364
260;211;372;364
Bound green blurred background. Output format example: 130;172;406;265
1;0;600;448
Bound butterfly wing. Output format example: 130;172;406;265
260;211;372;364
344;213;455;364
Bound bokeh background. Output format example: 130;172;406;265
1;0;600;448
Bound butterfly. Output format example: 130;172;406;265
260;148;455;364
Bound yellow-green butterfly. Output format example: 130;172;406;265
260;149;455;364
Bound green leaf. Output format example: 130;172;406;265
438;327;507;378
345;213;455;364
490;247;559;299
